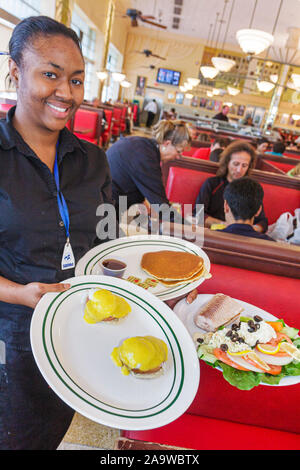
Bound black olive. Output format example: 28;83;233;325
231;323;240;331
197;338;204;344
248;327;256;333
254;323;260;331
220;343;228;352
254;315;263;322
226;330;233;338
238;337;245;343
248;320;255;329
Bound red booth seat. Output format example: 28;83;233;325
120;106;127;133
182;147;199;157
192;147;211;160
73;108;99;145
260;180;300;224
0;103;13;112
101;109;113;146
165;166;300;224
266;160;295;174
122;263;300;450
284;152;300;159
111;107;122;137
122;412;300;450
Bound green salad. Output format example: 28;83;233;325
197;318;300;390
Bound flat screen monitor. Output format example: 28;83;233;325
156;68;181;86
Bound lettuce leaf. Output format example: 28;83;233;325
218;363;261;390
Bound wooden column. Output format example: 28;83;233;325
98;0;115;100
55;0;74;27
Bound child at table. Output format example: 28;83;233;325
219;177;274;241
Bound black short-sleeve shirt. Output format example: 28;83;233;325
0;107;114;349
193;175;268;232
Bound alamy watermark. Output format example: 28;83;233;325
95;197;205;245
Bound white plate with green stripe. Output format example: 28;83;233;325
30;275;200;430
75;235;211;301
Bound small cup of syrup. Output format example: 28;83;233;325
101;258;127;278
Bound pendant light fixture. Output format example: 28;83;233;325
187;77;200;87
112;72;126;82
211;0;236;72
236;0;274;56
291;73;300;88
227;85;240;95
256;80;275;93
200;12;219;79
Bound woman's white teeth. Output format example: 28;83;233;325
47;102;68;113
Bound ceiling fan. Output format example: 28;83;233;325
140;64;157;70
134;49;166;60
125;9;167;29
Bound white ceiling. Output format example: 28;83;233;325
127;0;300;65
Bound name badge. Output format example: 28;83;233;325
61;239;75;270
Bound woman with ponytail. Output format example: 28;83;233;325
106;119;191;219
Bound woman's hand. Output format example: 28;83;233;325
18;282;71;309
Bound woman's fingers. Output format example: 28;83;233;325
39;283;71;294
186;288;198;304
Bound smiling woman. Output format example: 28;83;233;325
0;16;115;450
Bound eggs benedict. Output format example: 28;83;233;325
84;289;131;324
111;335;168;378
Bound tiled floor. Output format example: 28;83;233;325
58;413;120;450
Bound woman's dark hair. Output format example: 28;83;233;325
223;177;264;221
217;140;257;178
9;15;82;68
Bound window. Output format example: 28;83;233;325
0;0;40;18
71;8;96;101
102;43;123;102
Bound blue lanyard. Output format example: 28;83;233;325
53;144;70;241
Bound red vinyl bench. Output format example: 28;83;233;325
101;109;113;147
192;147;211;160
122;263;300;450
73;108;100;145
165;166;300;224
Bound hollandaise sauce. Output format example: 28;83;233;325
83;289;131;324
111;336;168;376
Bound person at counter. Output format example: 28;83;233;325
220;177;274;241
0;16;117;450
213;105;229;122
193;140;268;233
106;120;191;221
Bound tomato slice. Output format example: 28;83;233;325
263;364;282;375
213;348;249;371
243;354;282;375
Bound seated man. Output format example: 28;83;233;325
266;141;286;156
193;140;268;233
221;177;273;241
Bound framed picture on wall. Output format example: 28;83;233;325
206;99;215;110
199;97;207;107
135;76;146;96
191;96;199;107
175;92;184;104
237;105;246;116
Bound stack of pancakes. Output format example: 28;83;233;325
141;250;208;287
